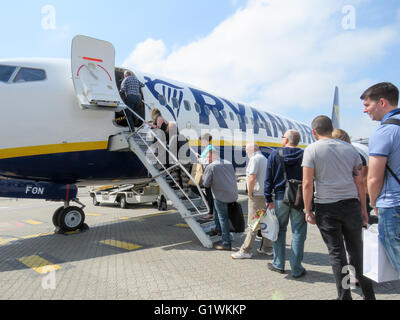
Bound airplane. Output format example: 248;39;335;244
331;86;369;161
0;35;332;240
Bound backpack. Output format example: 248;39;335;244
278;149;304;210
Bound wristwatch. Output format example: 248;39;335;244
303;209;313;214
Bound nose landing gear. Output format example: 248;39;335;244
53;198;88;234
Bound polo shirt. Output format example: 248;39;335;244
369;108;400;208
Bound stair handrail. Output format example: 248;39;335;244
122;105;210;217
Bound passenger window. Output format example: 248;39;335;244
184;100;191;111
229;112;234;121
158;94;167;106
251;118;254;126
171;97;179;109
221;110;227;119
205;105;211;115
195;103;201;113
0;65;17;82
213;108;220;118
13;68;46;83
245;116;249;124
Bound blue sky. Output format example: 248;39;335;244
1;0;400;140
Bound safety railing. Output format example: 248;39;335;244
122;104;210;218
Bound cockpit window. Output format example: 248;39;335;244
0;65;17;82
13;68;46;83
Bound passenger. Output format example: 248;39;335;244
120;71;145;127
231;143;273;259
202;148;238;251
361;82;400;277
198;133;214;220
264;130;307;277
146;108;178;146
302;115;375;300
332;128;377;225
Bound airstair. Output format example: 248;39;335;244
108;105;221;248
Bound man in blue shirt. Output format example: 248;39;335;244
361;82;400;276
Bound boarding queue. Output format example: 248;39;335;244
199;82;400;301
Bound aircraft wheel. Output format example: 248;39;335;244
58;206;85;232
52;206;64;227
120;196;127;209
157;195;167;211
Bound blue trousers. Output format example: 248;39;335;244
213;199;231;248
378;206;400;276
272;200;307;277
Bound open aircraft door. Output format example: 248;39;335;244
71;35;125;111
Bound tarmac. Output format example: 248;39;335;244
0;184;399;301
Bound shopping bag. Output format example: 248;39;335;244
249;208;267;231
188;163;204;186
363;225;400;283
260;208;279;242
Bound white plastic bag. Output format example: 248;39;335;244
363;225;400;283
260;208;279;242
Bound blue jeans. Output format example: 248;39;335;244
378;206;400;275
272;200;307;277
213;199;231;248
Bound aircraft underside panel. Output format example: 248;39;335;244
0;178;78;201
0;149;148;184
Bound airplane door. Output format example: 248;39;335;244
71;35;125;110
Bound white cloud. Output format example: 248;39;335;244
123;0;398;138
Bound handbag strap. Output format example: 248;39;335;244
278;149;288;182
382;117;400;185
386;165;400;185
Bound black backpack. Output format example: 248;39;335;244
227;202;245;233
278;149;304;210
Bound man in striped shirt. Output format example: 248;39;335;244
120;71;145;127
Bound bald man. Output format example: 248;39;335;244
231;143;273;259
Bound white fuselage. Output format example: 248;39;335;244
0;58;314;184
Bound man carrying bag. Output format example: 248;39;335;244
264;130;307;277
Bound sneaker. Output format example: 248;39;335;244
267;262;285;274
292;269;307;279
214;244;231;251
231;251;252;259
207;229;221;237
257;248;274;256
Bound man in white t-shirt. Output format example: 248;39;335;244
231;143;273;259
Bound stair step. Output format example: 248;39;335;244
124;131;215;248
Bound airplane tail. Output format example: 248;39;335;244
331;86;340;129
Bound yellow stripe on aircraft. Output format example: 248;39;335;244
0;141;108;160
189;139;307;149
0;139;306;161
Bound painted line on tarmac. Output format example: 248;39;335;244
99;239;143;251
24;220;44;225
18;255;62;274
